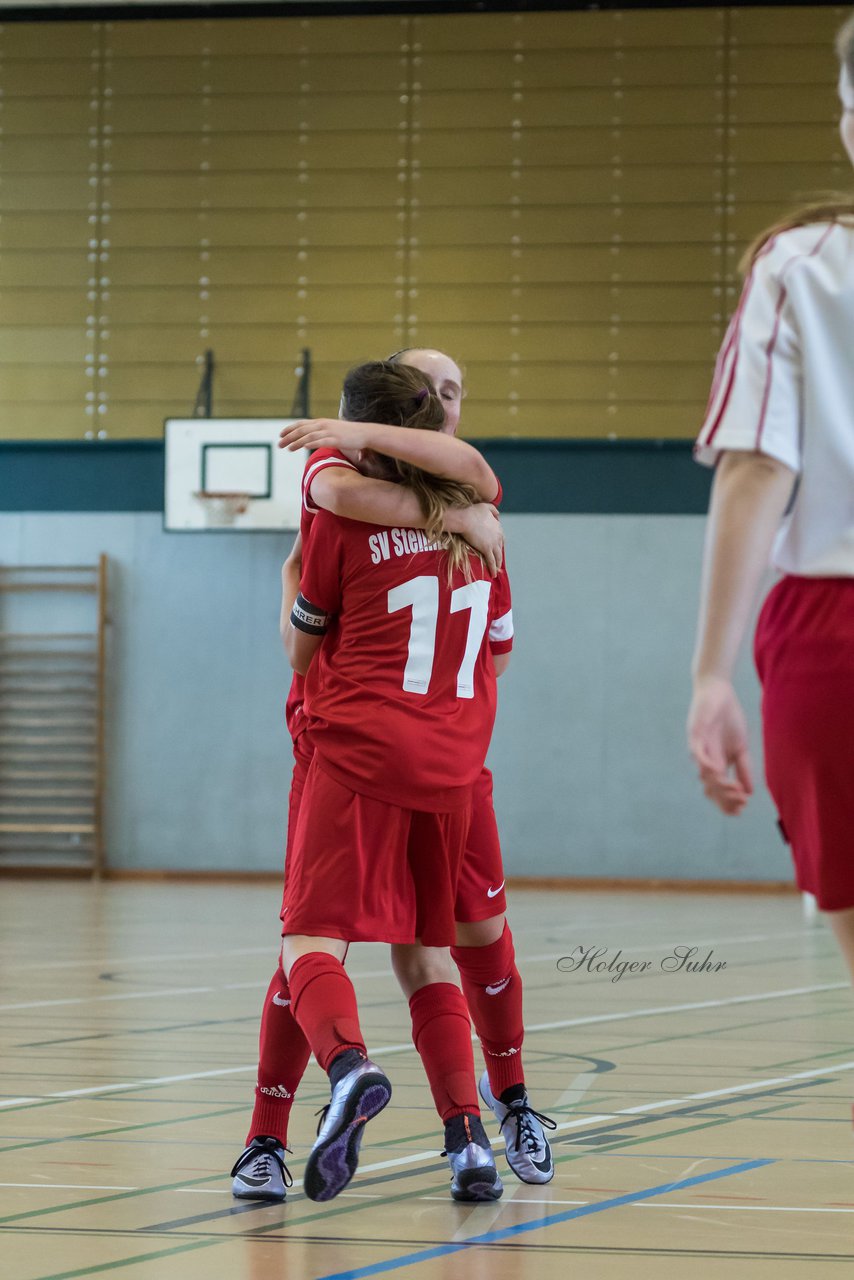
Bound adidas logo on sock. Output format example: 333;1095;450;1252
258;1084;293;1099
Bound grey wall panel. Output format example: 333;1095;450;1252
0;511;789;884
487;516;785;883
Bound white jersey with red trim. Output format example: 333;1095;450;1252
695;221;854;577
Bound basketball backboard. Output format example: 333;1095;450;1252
164;418;305;532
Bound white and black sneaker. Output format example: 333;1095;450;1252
231;1135;292;1202
479;1072;556;1184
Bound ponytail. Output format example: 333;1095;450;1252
340;360;481;581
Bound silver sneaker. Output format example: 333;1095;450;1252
479;1072;556;1184
303;1058;392;1202
231;1135;292;1202
447;1140;504;1202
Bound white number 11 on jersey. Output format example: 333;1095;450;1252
387;575;492;699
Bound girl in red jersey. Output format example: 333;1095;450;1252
689;16;854;990
279;360;511;1203
231;353;554;1205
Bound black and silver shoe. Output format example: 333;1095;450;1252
303;1058;392;1202
231;1135;292;1202
479;1072;556;1184
444;1112;503;1203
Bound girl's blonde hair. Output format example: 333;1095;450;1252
740;11;854;272
340;360;481;581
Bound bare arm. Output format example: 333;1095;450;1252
688;450;796;812
493;651;511;677
313;469;504;574
692;451;796;679
280;417;499;502
279;532;302;648
285;621;322;676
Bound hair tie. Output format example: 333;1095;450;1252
414;388;429;404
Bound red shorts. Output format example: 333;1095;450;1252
281;755;471;946
284;743;506;927
755;575;854;911
280;731;316;916
454;767;507;921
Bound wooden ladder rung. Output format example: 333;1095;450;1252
0;584;97;594
2;748;95;757
0;735;96;747
0;783;92;793
0;803;93;814
0;822;95;834
0;770;95;781
2;701;97;711
1;718;96;729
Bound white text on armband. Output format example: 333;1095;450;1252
291;592;330;635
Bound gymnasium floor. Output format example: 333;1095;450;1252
1;880;851;1280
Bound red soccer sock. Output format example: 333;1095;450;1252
246;967;311;1148
451;922;525;1099
409;982;479;1121
288;952;366;1073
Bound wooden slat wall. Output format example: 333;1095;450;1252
0;6;848;441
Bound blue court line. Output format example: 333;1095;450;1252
315;1157;775;1280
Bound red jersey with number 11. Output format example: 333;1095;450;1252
298;509;513;812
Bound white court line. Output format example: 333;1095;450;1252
1;925;836;1013
0;1182;137;1192
0;946;277;974
421;1197;854;1215
526;981;848;1033
2;970;845;1018
641;1202;854;1213
555;1071;598;1109
2;1183;851;1214
0;1064;266;1109
3;926;840;1015
318;1050;854;1180
620;1059;854;1112
425;1196;589;1205
1;980;849;1111
0;969;414;1014
1;1060;850;1210
452;1181;520;1237
0;984;250;1013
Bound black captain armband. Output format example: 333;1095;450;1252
290;592;330;635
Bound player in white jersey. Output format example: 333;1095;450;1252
689;11;854;982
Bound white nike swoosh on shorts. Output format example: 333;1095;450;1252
272;993;291;1007
487;881;505;898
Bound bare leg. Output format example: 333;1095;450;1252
390;942;456;997
280;933;347;976
455;913;506;947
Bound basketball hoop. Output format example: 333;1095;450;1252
193;491;252;528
